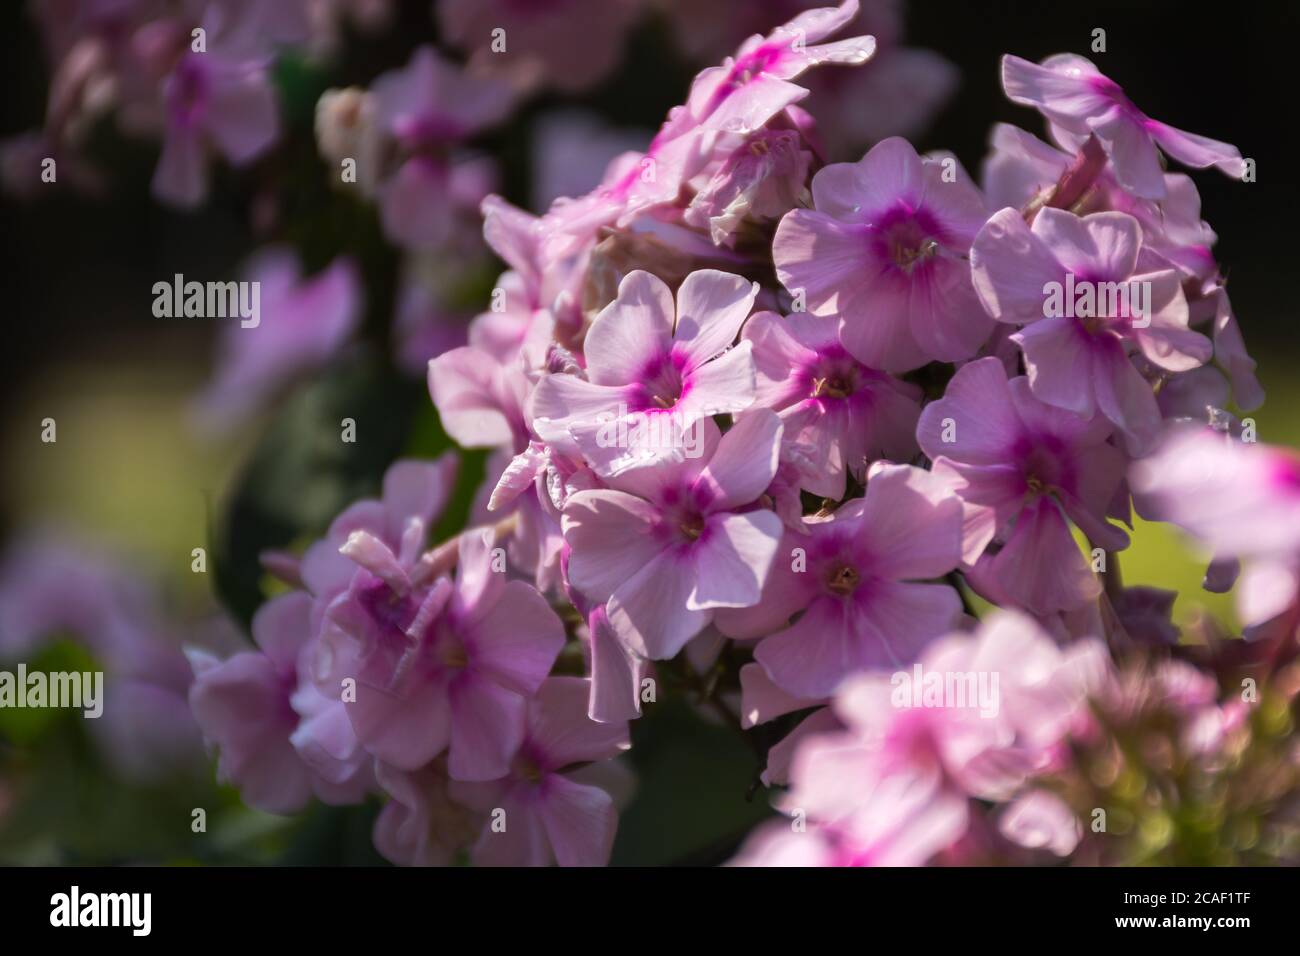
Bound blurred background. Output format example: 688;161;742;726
0;0;1295;864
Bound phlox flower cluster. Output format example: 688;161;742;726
202;1;1298;866
6;0;1296;868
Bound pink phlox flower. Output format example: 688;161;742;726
369;46;514;248
971;206;1211;453
807;610;1105;808
530;268;760;476
193;247;362;431
1131;428;1300;637
537;0;873;262
299;455;459;618
326;523;565;780
1001;53;1245;200
716;460;964;699
744;309;922;499
918;358;1131;616
451;676;631;866
981;123;1220;283
562;410;786;659
773;136;992;371
372;758;483;867
152;13;279;207
188;592;373;814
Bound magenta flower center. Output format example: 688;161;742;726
872;204;943;275
634;350;690;411
807;349;863;401
656;486;711;548
511;750;545;784
394;114;466;154
438;631;469;668
1013;435;1075;498
1271;456;1300;495
168;57;210;128
359;579;418;640
826;563;861;595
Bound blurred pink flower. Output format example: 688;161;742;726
194;247;362;431
188;592;373;814
152;22;279;207
452;677;631;866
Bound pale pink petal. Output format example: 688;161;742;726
1014;318;1097;417
817;136;924;218
906;257;991;362
1130;270;1210;372
694;409;783;512
1091;112;1165;200
607;551;710;659
583;270;675;385
1237;559;1300;632
468;787;551;866
382;454;458;543
588;607;644;723
916;357;1020;465
1000;54;1112;129
675;339;758;422
348;677;453;771
1031;208;1139;280
428;347;516;447
856;464;963;580
713;532;822;639
970;207;1068;324
1149;121;1245;179
688;510;783;610
530;374;626;442
997;790;1082;857
754;596;859;698
448;676;527;781
981;498;1100;615
562;490;665;603
860;580;964;666
467;580;565;697
530;676;630;768
673;269;760;367
537;774;618;867
249;591;310;671
1092;340;1161;452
